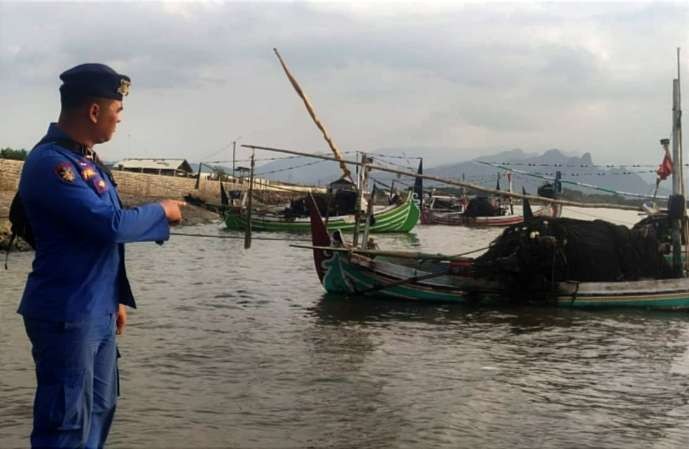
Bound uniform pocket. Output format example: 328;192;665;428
35;368;87;431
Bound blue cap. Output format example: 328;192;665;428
59;63;131;102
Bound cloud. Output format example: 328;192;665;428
1;1;688;165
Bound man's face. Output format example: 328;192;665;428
92;99;123;144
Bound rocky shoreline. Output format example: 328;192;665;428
0;190;222;251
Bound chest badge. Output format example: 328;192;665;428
82;166;97;181
93;177;108;194
55;162;76;183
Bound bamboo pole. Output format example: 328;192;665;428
352;153;369;247
362;185;376;247
244;151;255;249
671;51;683;276
242;143;642;211
273;48;353;182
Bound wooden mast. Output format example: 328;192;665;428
352;153;370;248
273;48;353;183
671;47;684;276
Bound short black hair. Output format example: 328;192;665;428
60;94;99;111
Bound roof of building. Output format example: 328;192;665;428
113;158;192;172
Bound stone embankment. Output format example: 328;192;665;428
0;158;310;251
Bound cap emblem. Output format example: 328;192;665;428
117;78;130;96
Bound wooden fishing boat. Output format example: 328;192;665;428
303;197;689;310
420;202;560;226
225;192;419;233
421;176;563;227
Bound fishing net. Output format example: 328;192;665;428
283;190;358;218
463;197;498;217
537;183;557;199
473;217;673;291
631;212;681;245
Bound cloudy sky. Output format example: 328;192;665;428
1;0;688;168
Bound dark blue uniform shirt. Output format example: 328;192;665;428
17;123;169;322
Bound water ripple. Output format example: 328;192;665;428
2;223;689;448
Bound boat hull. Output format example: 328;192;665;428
554;278;689;309
307;199;689;310
420;204;561;226
226;195;419;233
318;252;689;310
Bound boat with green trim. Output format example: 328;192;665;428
298;52;689;310
225;192;419;233
303;197;689;310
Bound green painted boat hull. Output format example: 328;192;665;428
306;194;689;310
225;196;419;233
318;252;689;310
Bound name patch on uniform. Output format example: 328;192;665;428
55;162;76;183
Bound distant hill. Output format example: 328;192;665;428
247;148;667;198
425;149;667;197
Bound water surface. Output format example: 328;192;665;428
2;209;689;448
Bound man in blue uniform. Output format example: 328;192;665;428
17;63;186;448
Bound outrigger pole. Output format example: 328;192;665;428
241;143;642;212
244;151;255;249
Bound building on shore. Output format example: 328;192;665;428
113;158;193;177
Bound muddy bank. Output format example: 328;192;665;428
0;191;222;251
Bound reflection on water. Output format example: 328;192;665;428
2;218;689;449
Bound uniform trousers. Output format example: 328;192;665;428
24;313;118;449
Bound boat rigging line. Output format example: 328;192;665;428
170;232;311;242
288;244;491;261
476;160;669;200
254;158;328;177
241;143;643;211
478;161;687;169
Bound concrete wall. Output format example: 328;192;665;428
0;159;323;200
0;159;23;191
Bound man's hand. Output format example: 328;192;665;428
160;200;186;225
116;304;127;335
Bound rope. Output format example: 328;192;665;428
476;161;668;200
254;158;327;176
170;232;311;242
484;161;684;169
371;154;423;160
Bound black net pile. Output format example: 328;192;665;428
283;190;358;218
631;212;680;245
537;183;557;199
463;197;498;217
473;217;673;292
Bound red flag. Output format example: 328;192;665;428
656;151;673;181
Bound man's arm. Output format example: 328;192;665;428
23;152;172;243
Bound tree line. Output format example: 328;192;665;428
1;147;27;160
0;147;29;161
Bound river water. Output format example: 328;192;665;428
2;207;689;449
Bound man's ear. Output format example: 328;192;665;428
88;102;100;124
